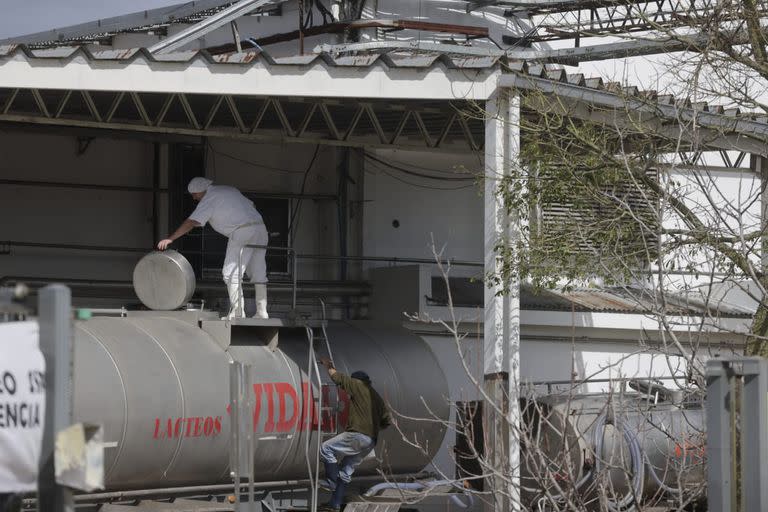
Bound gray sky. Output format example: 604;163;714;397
0;0;183;39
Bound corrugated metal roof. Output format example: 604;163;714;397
0;43;761;123
531;286;754;317
430;278;753;317
0;43;508;70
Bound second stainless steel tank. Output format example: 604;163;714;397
520;393;705;510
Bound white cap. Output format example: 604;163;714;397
187;177;213;194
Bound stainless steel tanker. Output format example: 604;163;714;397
520;389;706;510
72;312;449;491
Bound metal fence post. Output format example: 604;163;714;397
37;285;75;512
741;358;768;511
706;359;733;512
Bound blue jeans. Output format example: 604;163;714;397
320;431;375;483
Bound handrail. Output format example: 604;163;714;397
237;244;298;312
304;301;336;512
235;243;483;315
304;326;320;512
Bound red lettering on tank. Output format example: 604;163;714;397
153;416;223;440
299;382;318;431
252;383;263;432
275;383;299;433
192;417;204;437
264;383;276;433
151;381;352;441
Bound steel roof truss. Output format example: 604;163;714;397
0;87;484;152
224;95;248;133
435;112;459;148
204;95;226;131
178;94;201;130
296;102;319;138
155;93;176;127
317;103;342;141
54;91;73;119
129;92;152;126
412;111;435;147
30;89;50;118
250;99;273;134
81;91;102;123
105;92;125;124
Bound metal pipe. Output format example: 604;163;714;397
148;0;288;54
293;251;298;310
527;376;687;386
5;241;148;253
0;276;369;296
5;240;484;267
242;192;338;202
295;253;484;267
21;473;434;506
152;142;162;243
0;178;168;193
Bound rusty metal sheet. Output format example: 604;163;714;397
0;44;19;56
210;50;261;64
559;290;640;312
331;54;381;67
448;55;501;69
88;48;141;60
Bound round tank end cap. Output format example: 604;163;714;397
133;250;196;311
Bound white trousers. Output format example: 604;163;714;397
222;224;269;286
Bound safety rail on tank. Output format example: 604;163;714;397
236;243;483;315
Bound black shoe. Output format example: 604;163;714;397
317;504;340;512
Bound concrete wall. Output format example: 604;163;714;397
0;128;352;303
363;148;483;265
0;129;155;283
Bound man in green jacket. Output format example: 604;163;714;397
318;358;391;512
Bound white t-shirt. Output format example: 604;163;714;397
188;185;265;238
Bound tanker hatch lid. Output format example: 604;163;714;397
132;250;196;310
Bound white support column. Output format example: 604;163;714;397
760;155;768;272
483;88;521;512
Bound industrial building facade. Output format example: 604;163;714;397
1;0;765;510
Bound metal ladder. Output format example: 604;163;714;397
305;300;341;512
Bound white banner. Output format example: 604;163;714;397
0;321;45;493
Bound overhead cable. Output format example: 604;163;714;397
364;153;477;181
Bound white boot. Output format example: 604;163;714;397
224;281;245;320
254;284;269;319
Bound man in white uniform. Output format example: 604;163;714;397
157;177;269;319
